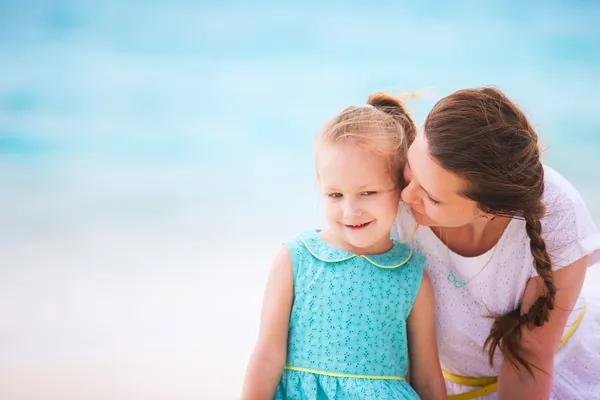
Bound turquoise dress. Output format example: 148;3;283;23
275;230;426;400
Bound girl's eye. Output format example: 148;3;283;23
426;194;440;205
362;191;377;196
328;193;343;198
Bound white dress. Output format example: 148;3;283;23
392;165;600;399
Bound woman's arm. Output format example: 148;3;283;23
406;271;447;400
498;256;588;400
241;246;294;400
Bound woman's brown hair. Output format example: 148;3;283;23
424;87;554;375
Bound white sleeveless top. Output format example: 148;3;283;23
392;165;600;399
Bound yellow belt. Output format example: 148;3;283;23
444;303;587;400
283;365;405;380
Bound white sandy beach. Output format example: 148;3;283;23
0;219;599;400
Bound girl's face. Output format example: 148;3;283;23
317;141;401;254
401;132;482;227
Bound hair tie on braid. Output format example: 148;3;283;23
530;296;554;326
519;314;529;324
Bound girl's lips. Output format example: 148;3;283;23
344;221;372;230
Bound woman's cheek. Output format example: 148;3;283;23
424;204;444;222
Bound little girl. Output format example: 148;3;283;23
241;93;446;400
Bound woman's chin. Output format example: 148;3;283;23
411;208;434;226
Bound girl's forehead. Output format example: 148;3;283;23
317;143;394;186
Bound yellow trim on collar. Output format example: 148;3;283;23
297;235;413;269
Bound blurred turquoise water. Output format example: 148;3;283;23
1;2;599;225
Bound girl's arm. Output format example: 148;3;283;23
406;271;447;400
498;256;587;400
241;246;294;400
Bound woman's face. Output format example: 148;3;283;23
401;132;483;227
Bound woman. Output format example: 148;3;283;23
394;87;600;399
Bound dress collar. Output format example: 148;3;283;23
297;230;414;269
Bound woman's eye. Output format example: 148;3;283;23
426;194;440;205
328;193;343;198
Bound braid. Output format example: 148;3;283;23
484;204;556;375
524;212;557;326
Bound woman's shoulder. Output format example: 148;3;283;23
541;164;600;267
541;164;594;227
543;165;586;207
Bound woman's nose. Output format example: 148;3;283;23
401;179;421;205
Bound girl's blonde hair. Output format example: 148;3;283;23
316;92;417;186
